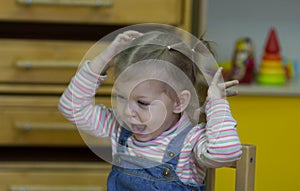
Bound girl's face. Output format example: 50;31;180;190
114;80;180;142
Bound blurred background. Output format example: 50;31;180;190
206;0;300;191
0;0;299;190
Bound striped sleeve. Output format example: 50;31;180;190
194;99;242;168
58;61;117;138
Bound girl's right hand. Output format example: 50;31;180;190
90;30;143;75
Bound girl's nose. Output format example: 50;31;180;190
124;101;137;117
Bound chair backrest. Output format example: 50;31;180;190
205;144;256;191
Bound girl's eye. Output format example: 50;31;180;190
113;94;126;101
137;100;150;107
118;95;126;99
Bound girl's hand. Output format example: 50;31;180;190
193;67;238;122
103;30;143;61
90;30;143;74
207;67;239;101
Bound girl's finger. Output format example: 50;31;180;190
211;67;223;85
224;80;239;88
123;30;143;39
118;34;131;41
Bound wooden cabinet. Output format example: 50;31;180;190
0;0;183;25
0;162;111;191
0;39;113;92
0;95;112;146
0;0;193;190
0;40;112;146
0;39;93;84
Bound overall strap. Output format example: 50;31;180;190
117;127;133;153
162;125;194;169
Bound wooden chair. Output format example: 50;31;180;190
205;144;256;191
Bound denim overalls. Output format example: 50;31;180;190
107;126;205;191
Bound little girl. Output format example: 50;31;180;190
58;30;242;191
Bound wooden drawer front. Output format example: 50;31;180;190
0;162;110;191
0;39;114;85
0;0;182;25
0;96;111;146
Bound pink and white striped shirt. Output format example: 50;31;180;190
58;62;242;185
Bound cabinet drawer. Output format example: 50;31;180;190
0;96;111;146
0;39;113;85
0;0;182;25
0;162;110;191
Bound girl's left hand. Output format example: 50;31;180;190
193;67;238;121
207;67;239;101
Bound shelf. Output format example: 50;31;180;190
233;78;300;96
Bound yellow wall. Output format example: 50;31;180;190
215;95;300;191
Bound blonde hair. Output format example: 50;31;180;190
112;31;211;123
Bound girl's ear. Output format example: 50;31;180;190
173;90;191;113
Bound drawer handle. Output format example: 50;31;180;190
14;122;76;131
16;0;112;7
16;60;79;69
10;186;103;191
